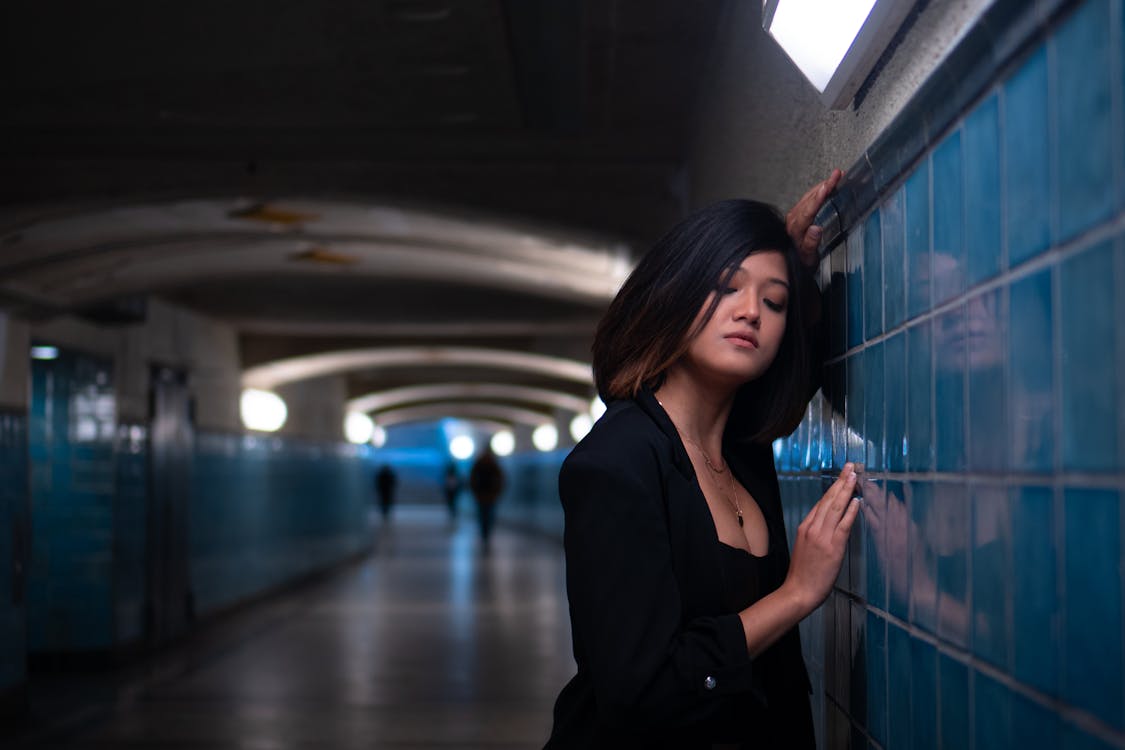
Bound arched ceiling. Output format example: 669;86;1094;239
0;0;728;426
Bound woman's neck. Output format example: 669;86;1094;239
653;365;737;451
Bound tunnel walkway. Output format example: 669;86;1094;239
11;505;573;749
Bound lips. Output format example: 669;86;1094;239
724;331;759;349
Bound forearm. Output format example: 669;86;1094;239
738;582;811;659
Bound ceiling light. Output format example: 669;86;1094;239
569;413;593;442
344;412;375;444
30;345;59;360
241;389;287;432
763;0;912;109
449;434;476;460
532;424;558;452
490;430;515;457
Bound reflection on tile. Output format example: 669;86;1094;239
1063;487;1123;730
939;654;969;750
864;478;886;612
885;481;908;621
864;210;884;340
935;304;967;471
831;360;848;469
1004;46;1051;266
865;611;887;747
848;600;866;720
847;354;865;465
865;342;885;470
885;332;907;472
830;245;848;357
1008;269;1054;473
905;160;932;320
932;130;965;305
909;481;937;633
847;227;865;350
1059;240;1118;471
1061;725;1120;750
906;321;933;472
963;94;1002;285
883;188;906;330
1054;0;1114;242
974;670;1012;749
966;288;1007;472
887;623;912;749
910;637;937;750
972;485;1011;668
934;482;969;647
1012;485;1058;696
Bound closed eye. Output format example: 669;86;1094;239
764;299;786;312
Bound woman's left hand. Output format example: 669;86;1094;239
787;169;843;268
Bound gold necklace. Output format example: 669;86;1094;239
657;398;744;528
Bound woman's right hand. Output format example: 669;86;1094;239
783;463;860;614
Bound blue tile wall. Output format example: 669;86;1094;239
191;433;376;615
773;1;1125;746
0;411;28;694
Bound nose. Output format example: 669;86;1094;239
734;291;760;326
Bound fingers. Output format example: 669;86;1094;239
809;463;856;529
834;496;862;538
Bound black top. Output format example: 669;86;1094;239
545;388;814;749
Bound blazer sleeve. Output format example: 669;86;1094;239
560;445;768;731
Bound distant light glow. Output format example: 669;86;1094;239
240;389;287;432
590;396;606;419
569;413;593;442
344;412;375;444
30;345;59;360
532;423;558;452
450;434;476;460
767;0;877;92
370;423;387;448
490;430;515;456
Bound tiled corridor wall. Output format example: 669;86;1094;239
775;1;1125;747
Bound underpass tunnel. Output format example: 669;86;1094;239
2;1;1125;748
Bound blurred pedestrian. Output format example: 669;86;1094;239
468;447;505;547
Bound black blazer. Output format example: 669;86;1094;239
545;387;813;749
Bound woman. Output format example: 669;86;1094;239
546;172;858;749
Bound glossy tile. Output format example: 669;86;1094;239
971;484;1011;668
1011;485;1059;696
1054;0;1115;242
909;481;938;634
905;160;932;320
939;654;969;750
1008;268;1055;473
885;332;907;472
1063;487;1124;730
1011;690;1060;748
830;244;848;357
966;288;1007;472
863;478;887;612
1003;46;1051;266
865;342;885;471
1059;240;1118;471
934;304;967;472
963;94;1002;285
887;622;912;749
847;226;865;350
864;210;884;340
910;637;938;750
907;321;933;472
883;187;907;330
1062;724;1120;750
931;130;966;305
885;481;909;621
934;482;970;648
847;354;866;465
865;611;887;747
974;671;1012;750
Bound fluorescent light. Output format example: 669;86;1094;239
344;412;375;444
532;424;558;452
370;423;387;448
490;430;515;456
569;413;593;442
241;389;288;432
449;434;476;460
30;345;59;360
764;0;912;108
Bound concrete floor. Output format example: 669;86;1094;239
9;506;574;749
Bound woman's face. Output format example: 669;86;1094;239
681;250;789;386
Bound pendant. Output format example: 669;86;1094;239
736;512;744;528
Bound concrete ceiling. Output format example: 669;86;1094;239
0;0;731;427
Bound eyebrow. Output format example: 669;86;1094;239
731;267;789;290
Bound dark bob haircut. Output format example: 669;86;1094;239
592;199;818;444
